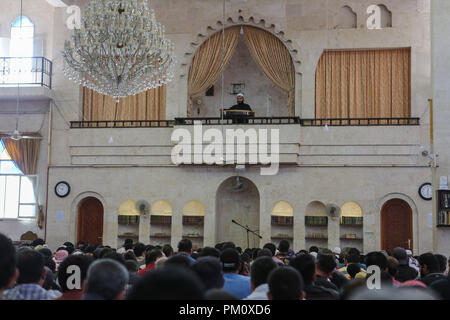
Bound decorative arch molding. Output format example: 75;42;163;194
334;5;357;29
376;192;419;251
179;14;303;79
376;193;418;217
69;191;107;243
10;15;35;27
216;175;261;193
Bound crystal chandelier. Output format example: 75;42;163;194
62;0;175;99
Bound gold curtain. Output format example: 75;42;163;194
243;26;296;116
315;48;411;119
187;26;241;115
2;134;41;175
83;85;167;121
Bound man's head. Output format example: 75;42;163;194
31;238;45;247
165;254;192;268
387;256;399;278
220;248;240;273
57;254;93;293
316;254;337;276
347;263;361;279
178;239;193;254
418;253;440;276
434;254;448;273
191;257;224;290
145;249;163;266
222;242;236;251
16;248;46;285
263;243;276;256
392;247;408;266
162;244;174;258
250;256;278;291
345;253;360;264
267;267;304;300
309;246;319;254
237;93;244;103
348;248;360;256
257;248;273;258
198;246;221;258
85;258;129;300
0;234;18;292
365;251;388;272
133;242;146;258
278;240;290;254
289;253;316;285
127;266;205;300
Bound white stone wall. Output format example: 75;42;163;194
44;165;433;254
431;0;450;256
0;0;442;255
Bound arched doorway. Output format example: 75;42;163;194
381;199;413;254
77;197;104;245
216;176;260;249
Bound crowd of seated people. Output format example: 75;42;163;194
1;234;449;300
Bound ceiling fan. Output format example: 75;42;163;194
0;130;42;141
0;0;42;142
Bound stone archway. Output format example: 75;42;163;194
179;15;303;79
216;176;260;249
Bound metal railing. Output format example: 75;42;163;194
174;117;301;125
0;57;52;88
300;117;420;126
69;117;420;128
70;120;175;128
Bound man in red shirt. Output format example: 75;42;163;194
137;249;163;276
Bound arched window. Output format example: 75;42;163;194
0;140;37;218
10;16;34;83
10;16;34;57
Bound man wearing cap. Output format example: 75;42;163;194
229;93;252;111
392;247;418;283
220;248;251;299
222;94;253;124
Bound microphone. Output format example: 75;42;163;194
232;219;237;223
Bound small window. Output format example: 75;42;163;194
205;85;214;96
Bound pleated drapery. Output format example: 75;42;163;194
315;48;411;119
82;85;167;121
2;135;41;175
243;26;296;116
187;26;241;115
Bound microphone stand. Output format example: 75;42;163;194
232;219;262;249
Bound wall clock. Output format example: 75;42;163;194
55;181;71;198
419;183;432;201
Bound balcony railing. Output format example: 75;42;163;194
174;117;301;125
300;117;420;126
70;120;175;128
69;117;420;128
0;57;52;88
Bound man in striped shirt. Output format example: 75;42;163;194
3;248;58;300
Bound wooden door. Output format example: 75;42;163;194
78;197;104;245
381;199;413;254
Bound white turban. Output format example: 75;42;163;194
237;93;244;97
